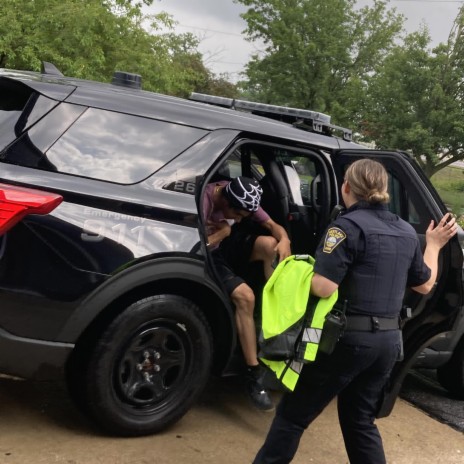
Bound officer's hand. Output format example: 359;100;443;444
426;213;458;249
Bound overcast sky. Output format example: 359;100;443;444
146;0;463;81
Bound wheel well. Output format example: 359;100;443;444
66;278;235;380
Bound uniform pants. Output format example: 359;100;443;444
253;330;402;464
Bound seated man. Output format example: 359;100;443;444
203;176;291;410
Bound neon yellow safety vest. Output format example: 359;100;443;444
259;255;338;391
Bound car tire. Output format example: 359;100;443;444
436;336;464;399
75;294;213;436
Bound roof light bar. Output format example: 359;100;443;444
190;93;234;108
112;71;142;90
0;184;63;235
189;92;352;141
233;99;331;124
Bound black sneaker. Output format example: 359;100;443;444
246;367;275;411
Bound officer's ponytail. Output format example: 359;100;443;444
345;159;390;204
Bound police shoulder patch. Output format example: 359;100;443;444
322;227;346;253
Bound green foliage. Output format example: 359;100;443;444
430;165;464;219
0;0;238;97
236;1;464;177
362;20;464;177
236;0;403;126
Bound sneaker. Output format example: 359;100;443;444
246;367;275;411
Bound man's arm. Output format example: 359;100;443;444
261;218;292;261
412;213;458;294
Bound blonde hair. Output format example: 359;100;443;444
345;159;389;204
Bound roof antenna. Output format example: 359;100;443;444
41;61;64;76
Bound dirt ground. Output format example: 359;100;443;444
0;374;462;464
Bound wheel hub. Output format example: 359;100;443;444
116;326;188;407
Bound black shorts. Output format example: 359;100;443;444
211;226;258;295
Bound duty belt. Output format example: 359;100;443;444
345;315;399;332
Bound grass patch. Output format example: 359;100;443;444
430;165;464;219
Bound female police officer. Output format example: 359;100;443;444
253;158;457;464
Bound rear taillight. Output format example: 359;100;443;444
0;183;63;235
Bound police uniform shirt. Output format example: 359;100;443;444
314;201;431;316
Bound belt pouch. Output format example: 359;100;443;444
318;309;346;355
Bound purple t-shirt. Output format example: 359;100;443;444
203;181;270;246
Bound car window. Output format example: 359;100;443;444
1;103;86;169
275;152;318;206
337;157;427;232
217;150;243;178
212;143;323;206
3;106;208;184
388;172;423;228
0;80;33;150
16;94;59;134
208;148;263;180
47;108;207;184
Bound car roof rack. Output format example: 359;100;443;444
189;92;352;142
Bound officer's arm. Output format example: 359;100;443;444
411;214;458;295
311;273;339;298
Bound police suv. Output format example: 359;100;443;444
0;63;462;436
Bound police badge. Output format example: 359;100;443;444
322;227;346;253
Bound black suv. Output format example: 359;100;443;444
0;63;463;436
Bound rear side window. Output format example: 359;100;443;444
2;105;208;184
45;109;207;183
0;80;33;149
1;103;85;170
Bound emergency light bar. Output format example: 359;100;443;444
189;92;352;142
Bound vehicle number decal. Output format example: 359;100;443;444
81;219;147;246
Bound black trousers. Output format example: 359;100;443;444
253;330;402;464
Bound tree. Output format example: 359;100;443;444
363;9;464;177
0;0;237;97
236;0;403;126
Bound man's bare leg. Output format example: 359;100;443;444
231;282;274;411
250;235;278;280
231;283;258;365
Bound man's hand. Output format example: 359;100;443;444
262;219;292;262
206;220;231;247
274;237;292;262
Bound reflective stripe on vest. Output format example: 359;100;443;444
261;358;304;392
259;255;338;391
297;294;337;363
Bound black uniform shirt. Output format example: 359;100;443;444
314;201;431;316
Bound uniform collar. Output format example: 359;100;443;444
344;200;388;214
